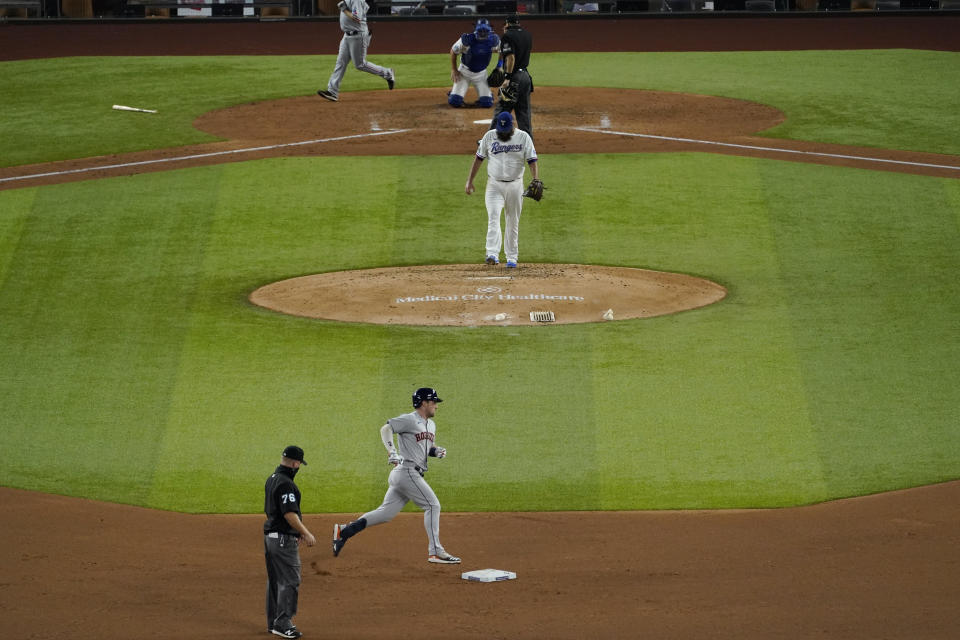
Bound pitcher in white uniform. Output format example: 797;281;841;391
465;111;539;268
317;0;395;102
331;388;461;564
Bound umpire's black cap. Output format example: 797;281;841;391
506;13;520;24
412;387;443;408
282;445;308;465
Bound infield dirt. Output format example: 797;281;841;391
3;483;960;639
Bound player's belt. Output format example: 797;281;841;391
400;462;427;476
344;30;361;36
495;178;518;182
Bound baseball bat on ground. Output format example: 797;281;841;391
112;104;158;114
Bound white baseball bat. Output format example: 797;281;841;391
112;104;158;114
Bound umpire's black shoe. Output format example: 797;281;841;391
271;627;302;639
332;523;347;557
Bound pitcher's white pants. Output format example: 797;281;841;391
485;177;524;262
360;465;446;556
327;31;391;97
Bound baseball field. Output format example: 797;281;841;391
1;14;959;640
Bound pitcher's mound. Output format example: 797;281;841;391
250;263;726;326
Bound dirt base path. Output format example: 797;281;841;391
3;87;959;191
3;483;959;639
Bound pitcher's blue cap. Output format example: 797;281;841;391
495;111;513;133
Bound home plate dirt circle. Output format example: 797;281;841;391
249;263;727;326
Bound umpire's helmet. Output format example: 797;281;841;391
412;387;443;408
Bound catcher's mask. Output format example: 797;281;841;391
412;387;443;408
474;18;491;38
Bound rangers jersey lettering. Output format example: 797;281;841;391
491;142;523;155
477;128;538;182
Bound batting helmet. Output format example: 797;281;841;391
474;18;492;37
412;387;443;408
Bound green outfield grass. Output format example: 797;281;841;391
1;152;958;513
1;50;959;167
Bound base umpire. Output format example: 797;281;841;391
263;445;317;639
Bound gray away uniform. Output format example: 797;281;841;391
324;0;394;99
360;411;448;555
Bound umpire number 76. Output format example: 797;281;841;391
282;493;296;504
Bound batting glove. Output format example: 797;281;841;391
388;451;402;466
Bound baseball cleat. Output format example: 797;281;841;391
332;523;346;557
271;627;302;639
387;70;395;90
428;551;461;564
317;89;338;102
506;260;518;268
485;254;499;265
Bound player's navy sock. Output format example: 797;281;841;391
341;518;367;539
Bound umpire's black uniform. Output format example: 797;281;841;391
493;16;535;139
264;447;308;635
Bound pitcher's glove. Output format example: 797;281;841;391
486;68;505;88
523;178;544;202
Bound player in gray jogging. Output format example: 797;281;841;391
332;387;461;564
317;0;395;102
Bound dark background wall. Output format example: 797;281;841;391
2;13;959;61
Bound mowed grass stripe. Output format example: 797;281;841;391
579;154;828;508
145;159;408;512
0;173;222;504
762;163;960;499
0;189;33;286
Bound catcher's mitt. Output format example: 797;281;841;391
486;68;505;88
500;80;519;104
523;178;544;202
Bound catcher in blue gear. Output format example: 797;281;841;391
448;18;501;108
